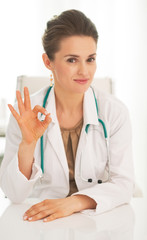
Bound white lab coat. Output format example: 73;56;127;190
0;86;134;215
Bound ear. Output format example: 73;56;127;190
42;53;54;71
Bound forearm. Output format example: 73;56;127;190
18;140;37;179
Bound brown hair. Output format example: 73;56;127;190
42;9;98;61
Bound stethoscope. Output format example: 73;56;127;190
40;86;110;184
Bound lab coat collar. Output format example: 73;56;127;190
83;87;100;129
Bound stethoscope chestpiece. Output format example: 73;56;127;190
88;178;93;183
97;179;102;184
87;179;103;184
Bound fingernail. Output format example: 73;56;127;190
45;110;49;115
43;218;47;222
23;215;28;220
28;217;32;221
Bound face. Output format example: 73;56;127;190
43;36;97;95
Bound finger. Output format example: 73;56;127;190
8;104;21;122
24;199;49;220
41;114;52;130
43;212;61;222
33;105;50;116
27;209;53;222
24;201;44;217
16;90;25;114
24;87;31;110
23;200;53;221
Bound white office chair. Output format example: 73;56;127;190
16;75;113;96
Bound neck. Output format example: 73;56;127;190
54;85;84;114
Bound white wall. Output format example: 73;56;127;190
0;0;147;195
113;0;147;196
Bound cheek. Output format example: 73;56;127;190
93;66;97;75
53;65;65;79
54;63;70;76
89;64;97;77
57;66;76;80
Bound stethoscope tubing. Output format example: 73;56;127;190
40;85;110;183
40;86;52;173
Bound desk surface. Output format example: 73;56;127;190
0;189;147;240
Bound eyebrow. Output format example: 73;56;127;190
64;53;97;58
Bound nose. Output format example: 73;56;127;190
77;62;88;76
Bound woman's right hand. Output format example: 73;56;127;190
8;87;52;145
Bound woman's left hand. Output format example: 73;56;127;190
23;195;96;222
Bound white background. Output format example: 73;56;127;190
0;0;147;195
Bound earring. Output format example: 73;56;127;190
50;74;53;86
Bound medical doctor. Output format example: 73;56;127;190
0;10;134;222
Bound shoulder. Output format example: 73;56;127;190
92;87;131;136
93;86;129;117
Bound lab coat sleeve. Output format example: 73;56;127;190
73;105;135;215
0;113;42;203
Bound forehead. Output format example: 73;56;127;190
55;36;97;57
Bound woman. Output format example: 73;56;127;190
0;9;134;222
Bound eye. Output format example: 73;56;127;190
67;58;77;63
87;57;95;62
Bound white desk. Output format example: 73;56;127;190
0;189;147;240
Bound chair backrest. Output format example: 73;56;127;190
16;75;113;96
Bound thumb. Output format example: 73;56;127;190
41;114;52;130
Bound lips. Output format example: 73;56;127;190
74;79;89;84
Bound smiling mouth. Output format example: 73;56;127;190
74;79;89;84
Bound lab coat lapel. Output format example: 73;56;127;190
45;88;69;182
75;87;99;171
47;123;69;180
83;86;100;127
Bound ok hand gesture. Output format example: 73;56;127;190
8;87;52;145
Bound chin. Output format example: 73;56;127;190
74;84;91;94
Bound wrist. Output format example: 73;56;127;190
18;140;37;163
20;139;37;148
18;140;37;179
70;194;97;212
